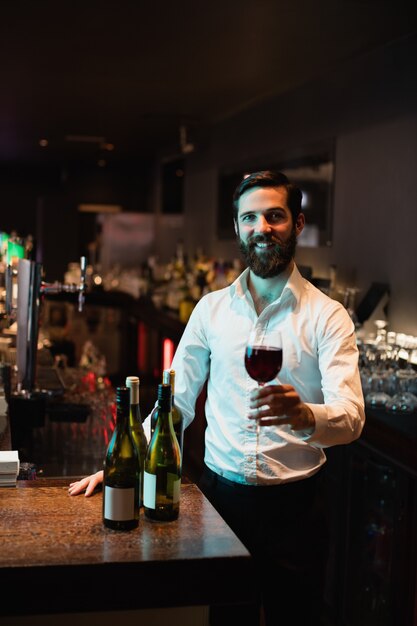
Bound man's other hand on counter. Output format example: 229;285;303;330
68;470;103;496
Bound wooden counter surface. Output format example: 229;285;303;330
0;478;253;617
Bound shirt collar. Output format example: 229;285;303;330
231;263;306;305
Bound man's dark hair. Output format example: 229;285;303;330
232;170;303;224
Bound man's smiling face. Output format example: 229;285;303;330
235;186;303;278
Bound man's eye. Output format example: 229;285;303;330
267;212;284;222
241;214;255;222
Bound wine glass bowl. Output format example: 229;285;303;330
245;328;283;385
244;328;283;432
245;344;283;384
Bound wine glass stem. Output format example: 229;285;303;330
256;382;265;438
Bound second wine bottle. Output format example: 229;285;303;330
150;368;184;456
144;383;182;521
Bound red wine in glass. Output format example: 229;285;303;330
244;329;283;433
245;346;283;384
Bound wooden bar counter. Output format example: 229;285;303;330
0;478;253;623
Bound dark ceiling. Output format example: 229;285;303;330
1;0;416;167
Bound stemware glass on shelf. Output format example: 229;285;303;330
360;320;399;409
385;364;417;415
362;343;392;409
359;326;417;414
244;327;283;434
374;319;388;344
364;369;393;409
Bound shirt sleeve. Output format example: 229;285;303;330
172;301;211;429
303;304;365;448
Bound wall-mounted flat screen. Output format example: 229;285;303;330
217;143;335;247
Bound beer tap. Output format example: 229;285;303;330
40;256;87;312
78;256;87;312
10;256;87;395
3;256;88;451
4;263;17;321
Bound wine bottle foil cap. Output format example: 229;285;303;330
126;376;140;386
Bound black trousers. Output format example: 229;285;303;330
198;465;329;626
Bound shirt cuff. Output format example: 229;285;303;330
303;403;329;442
289;423;315;441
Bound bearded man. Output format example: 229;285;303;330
69;170;365;626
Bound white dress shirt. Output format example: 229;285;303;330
145;264;365;485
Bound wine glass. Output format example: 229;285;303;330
244;327;283;433
364;373;392;409
374;319;388;344
385;367;417;414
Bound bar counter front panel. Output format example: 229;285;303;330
0;479;253;621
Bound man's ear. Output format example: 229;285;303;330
233;219;238;236
295;213;305;236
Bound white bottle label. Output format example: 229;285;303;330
143;471;181;508
104;486;135;521
143;471;156;508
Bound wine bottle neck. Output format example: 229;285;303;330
116;406;130;427
159;413;175;438
116;386;130;426
159;397;171;413
129;387;139;404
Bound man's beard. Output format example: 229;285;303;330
238;229;297;278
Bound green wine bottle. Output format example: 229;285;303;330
125;375;148;507
144;383;182;521
150;369;184;457
103;386;140;530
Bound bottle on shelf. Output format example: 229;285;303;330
125;375;148;507
150;368;184;456
178;284;195;324
328;264;338;299
144;383;182;521
102;386;141;531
